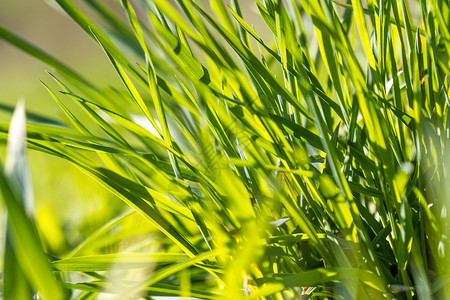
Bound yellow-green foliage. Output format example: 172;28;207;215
1;0;449;299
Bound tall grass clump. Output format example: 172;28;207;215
1;0;449;298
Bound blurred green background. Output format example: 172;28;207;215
0;0;125;256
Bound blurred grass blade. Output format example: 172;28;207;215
52;253;189;271
0;26;91;88
1;101;64;300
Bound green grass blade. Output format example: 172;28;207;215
1;101;64;300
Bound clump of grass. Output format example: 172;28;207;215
1;0;450;298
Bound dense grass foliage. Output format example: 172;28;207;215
1;0;450;298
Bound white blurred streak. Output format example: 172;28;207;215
5;99;34;216
130;114;162;138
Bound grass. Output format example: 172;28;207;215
0;0;449;298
